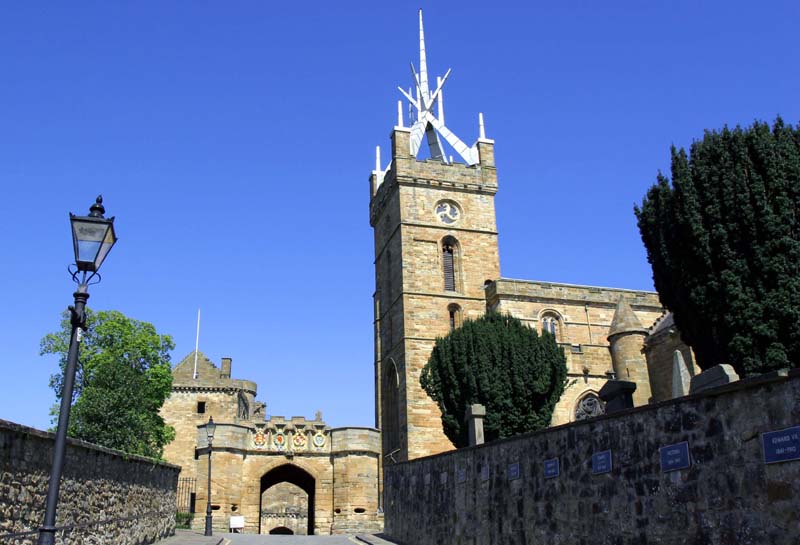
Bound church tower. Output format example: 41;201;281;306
370;11;500;462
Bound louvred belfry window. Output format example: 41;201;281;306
443;243;455;291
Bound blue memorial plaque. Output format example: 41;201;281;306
660;441;691;472
591;450;613;475
762;425;800;464
507;462;521;481
543;458;560;479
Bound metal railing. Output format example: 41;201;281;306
176;477;196;513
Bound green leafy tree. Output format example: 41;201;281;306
420;313;567;447
41;309;176;459
636;118;800;377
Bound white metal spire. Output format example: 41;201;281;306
396;9;480;165
418;10;430;108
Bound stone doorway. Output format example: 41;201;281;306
259;464;315;535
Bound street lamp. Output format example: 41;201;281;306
204;416;216;536
38;196;117;545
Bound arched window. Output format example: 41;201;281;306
441;236;460;292
541;312;561;340
447;304;462;331
237;391;250;420
383;360;401;459
574;392;604;421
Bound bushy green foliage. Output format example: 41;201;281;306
420;313;567;447
41;309;176;459
636;118;800;377
175;512;194;529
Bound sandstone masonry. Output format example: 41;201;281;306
383;370;800;545
160;353;382;536
0;419;179;545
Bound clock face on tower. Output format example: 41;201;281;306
435;201;461;225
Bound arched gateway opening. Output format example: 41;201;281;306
259;464;315;535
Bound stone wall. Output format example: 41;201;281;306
383;370;800;545
330;428;382;534
0;419;179;545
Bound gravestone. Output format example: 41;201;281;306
465;404;486;446
689;364;739;394
599;380;636;414
671;350;692;398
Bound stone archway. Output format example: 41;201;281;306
259;464;315;535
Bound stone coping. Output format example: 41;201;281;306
494;277;658;295
330;426;380;433
389;367;799;466
0;418;181;470
199;422;378;433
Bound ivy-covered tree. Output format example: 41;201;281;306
41;309;175;459
636;118;800;377
420;313;567;448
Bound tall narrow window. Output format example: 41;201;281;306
542;317;557;336
448;304;462;331
383;360;401;461
443;243;455;291
441;236;460;292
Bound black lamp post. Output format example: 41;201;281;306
38;196;117;545
204;416;216;536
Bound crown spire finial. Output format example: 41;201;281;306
396;11;480;165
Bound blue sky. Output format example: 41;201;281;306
1;1;798;431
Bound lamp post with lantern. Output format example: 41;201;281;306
204;416;216;536
37;196;117;545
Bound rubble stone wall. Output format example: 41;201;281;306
0;419;179;545
384;371;800;545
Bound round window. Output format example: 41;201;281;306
435;200;461;225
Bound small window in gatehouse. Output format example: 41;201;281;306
197;401;206;414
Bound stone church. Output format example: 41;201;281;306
369;11;694;464
159;11;694;536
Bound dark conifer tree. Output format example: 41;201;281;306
636;118;800;377
420;313;567;447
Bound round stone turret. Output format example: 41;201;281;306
607;297;652;406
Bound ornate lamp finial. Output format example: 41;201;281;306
89;195;105;218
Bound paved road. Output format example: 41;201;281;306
156;530;395;545
226;535;363;545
